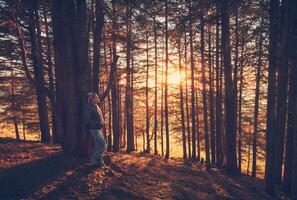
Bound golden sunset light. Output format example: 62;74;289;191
0;0;296;199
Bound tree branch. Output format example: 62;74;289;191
15;22;54;100
99;55;119;102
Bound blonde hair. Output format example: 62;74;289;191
87;93;99;104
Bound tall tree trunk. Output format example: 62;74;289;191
233;11;240;173
22;110;26;140
11;70;20;141
111;78;120;151
76;0;93;155
185;32;191;159
237;34;245;173
164;0;170;159
201;16;210;163
92;0;104;93
126;2;134;152
220;0;238;173
189;0;196;160
142;124;145;151
101;87;107;140
233;11;239;150
118;85;123;147
27;0;51;143
111;0;120;152
131;44;135;150
15;23;38;141
252;23;263;178
265;0;279;195
52;0;91;153
215;10;223;167
120;90;125;148
134;127;137;150
291;23;297;198
220;42;226;162
274;0;290;185
161;52;164;157
292;113;297;200
283;2;297;194
108;92;112;151
43;4;59;144
178;38;187;159
195;89;201;161
153;19;158;155
247;135;251;176
208;25;216;164
146;31;150;153
290;11;297;196
105;43;112;151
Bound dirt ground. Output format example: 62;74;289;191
0;139;277;200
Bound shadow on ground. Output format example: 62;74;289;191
0;139;275;200
0;151;86;200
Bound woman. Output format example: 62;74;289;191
84;93;107;166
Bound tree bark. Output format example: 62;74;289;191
146;31;150;153
27;0;51;143
291;44;297;199
22;110;26;140
189;0;196;160
195;88;201;161
252;22;263;178
107;92;112;151
43;4;60;144
201;16;210;163
153;19;158;155
208;25;216;164
161;52;164;157
238;33;245;173
274;0;290;185
92;0;104;94
52;0;91;154
220;0;238;173
247;135;251;176
126;1;134;152
11;70;20;141
283;2;297;195
185;32;191;159
164;0;170;159
111;0;120;152
233;11;239;150
215;9;223;167
290;13;297;196
178;38;187;159
264;0;279;195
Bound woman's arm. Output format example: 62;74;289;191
98;107;105;124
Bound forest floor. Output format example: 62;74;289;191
0;138;278;200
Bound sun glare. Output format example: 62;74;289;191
168;71;183;85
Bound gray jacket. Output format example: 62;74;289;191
83;104;103;130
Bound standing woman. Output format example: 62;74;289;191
84;93;107;166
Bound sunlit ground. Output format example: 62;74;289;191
1;125;266;179
132;135;266;179
0;125;40;141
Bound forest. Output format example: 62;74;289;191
0;0;297;199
